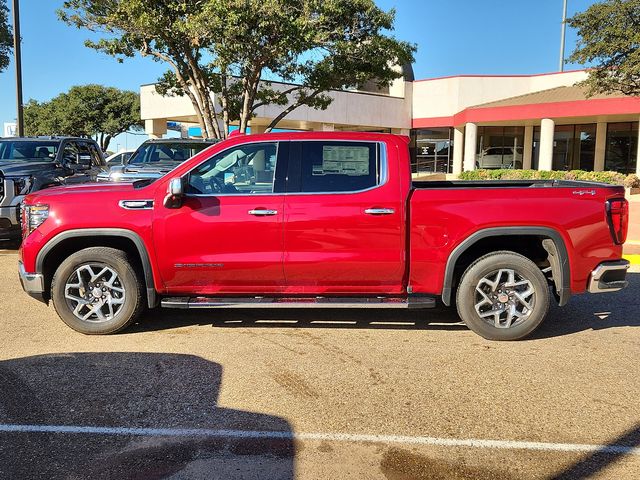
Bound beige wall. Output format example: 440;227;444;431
140;80;413;132
412;71;588;120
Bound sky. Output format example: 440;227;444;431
0;0;599;150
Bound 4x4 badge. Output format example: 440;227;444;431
572;190;596;196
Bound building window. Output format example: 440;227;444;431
476;126;524;169
605;122;638;174
532;124;596;171
410;128;453;174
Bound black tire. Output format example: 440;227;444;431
51;247;145;334
455;251;550;341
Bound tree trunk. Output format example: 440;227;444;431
102;135;112;152
265;92;320;132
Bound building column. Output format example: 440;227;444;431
145;119;167;139
594;122;607;172
391;128;411;136
463;123;477;171
453;126;464;175
523;125;534;170
538;118;555;171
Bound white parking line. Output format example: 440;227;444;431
0;424;638;456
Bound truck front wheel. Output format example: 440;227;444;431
51;247;145;335
456;251;550;341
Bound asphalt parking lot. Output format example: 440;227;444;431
0;248;638;480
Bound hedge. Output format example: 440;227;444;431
458;169;640;188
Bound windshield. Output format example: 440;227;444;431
0;140;58;161
128;142;212;165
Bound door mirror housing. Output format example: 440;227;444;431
108;165;126;181
164;177;185;209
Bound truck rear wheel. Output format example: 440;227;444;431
455;251;549;341
51;247;145;335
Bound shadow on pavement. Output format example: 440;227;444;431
130;304;468;333
0;353;294;480
532;272;640;340
549;423;640;480
131;273;640;339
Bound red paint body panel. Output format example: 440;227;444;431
153;193;286;294
408;187;623;295
18;131;626;303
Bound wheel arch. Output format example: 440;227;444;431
36;228;158;308
441;227;571;307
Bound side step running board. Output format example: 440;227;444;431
161;296;436;309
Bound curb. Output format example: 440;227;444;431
623;254;640;265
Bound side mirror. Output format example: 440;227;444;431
164;177;185;209
108;165;126;181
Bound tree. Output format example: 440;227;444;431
24;85;142;151
568;0;640;96
0;1;12;72
59;0;415;138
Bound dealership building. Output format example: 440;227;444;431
141;68;640;176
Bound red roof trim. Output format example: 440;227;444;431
412;97;640;128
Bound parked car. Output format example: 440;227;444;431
97;138;218;182
19;132;629;340
0;136;106;239
476;146;523;169
105;150;135;166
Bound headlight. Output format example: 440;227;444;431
10;176;33;196
21;204;49;237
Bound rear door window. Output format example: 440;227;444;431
289;141;380;193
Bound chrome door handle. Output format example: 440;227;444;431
248;209;278;216
364;208;395;215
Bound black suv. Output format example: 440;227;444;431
0;137;106;239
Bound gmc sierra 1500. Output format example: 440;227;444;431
18;132;629;340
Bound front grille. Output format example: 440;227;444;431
0;177;4;203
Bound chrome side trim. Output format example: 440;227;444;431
118;200;154;210
161;295;436;310
183;141;389;197
248;209;278;216
587;260;630;294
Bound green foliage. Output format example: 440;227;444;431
568;0;640;96
24;85;141;151
0;1;12;72
458;169;640;188
58;0;415;138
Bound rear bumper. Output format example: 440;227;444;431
18;261;47;303
587;260;630;294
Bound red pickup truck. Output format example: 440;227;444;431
18;132;630;340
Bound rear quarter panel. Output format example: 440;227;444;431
409;185;625;296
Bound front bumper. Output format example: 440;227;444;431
18;260;47;303
0;205;21;238
587;260;630;294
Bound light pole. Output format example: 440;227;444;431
559;0;568;72
12;0;23;136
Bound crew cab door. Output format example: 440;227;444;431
153;141;287;294
282;140;405;294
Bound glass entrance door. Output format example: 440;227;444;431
411;128;454;174
415;139;451;173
